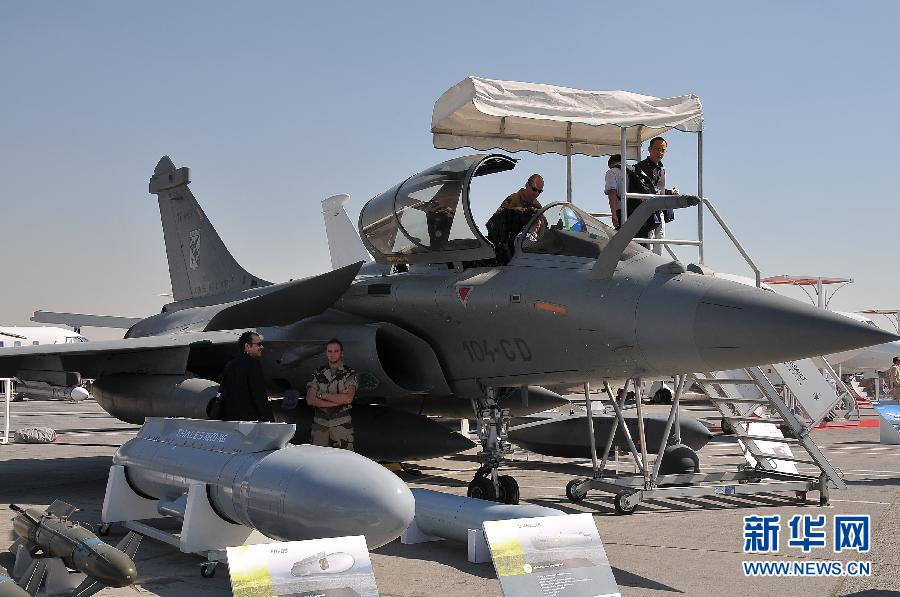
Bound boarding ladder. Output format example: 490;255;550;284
693;366;846;504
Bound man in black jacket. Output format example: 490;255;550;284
219;331;273;421
633;137;680;253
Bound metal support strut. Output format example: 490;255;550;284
468;389;519;504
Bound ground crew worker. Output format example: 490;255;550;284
306;338;358;450
887;357;900;398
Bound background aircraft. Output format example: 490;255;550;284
0;326;89;401
0;326;87;348
0;155;893;503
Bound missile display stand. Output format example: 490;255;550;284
565;367;846;513
101;465;273;577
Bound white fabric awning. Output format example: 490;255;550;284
432;77;703;159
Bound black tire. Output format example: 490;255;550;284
200;563;217;578
498;475;519;505
721;418;735;435
565;479;587;502
654;389;673;404
467;476;497;501
96;523;112;536
613;492;637;515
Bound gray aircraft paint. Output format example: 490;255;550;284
0;154;895;443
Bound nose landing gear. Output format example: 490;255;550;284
467;393;520;504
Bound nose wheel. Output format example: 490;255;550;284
467;469;520;504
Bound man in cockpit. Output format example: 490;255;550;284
496;174;544;214
487;174;544;264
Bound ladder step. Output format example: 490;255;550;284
735;433;799;444
695;378;760;385
720;415;785;424
747;454;820;466
707;396;768;404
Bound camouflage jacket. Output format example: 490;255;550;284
307;364;358;420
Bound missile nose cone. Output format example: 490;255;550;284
253;445;414;549
694;280;899;371
79;544;138;587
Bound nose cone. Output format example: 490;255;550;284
79;544;138;587
634;274;898;374
261;445;415;549
694;278;898;371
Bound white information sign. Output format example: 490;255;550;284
873;403;900;445
772;359;841;424
227;535;378;597
483;513;619;597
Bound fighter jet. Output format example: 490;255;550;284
0;155;894;504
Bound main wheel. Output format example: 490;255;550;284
653;388;673;404
467;476;497;501
565;479;588;502
498;475;519;504
721;418;735;435
613;492;638;515
200;562;218;578
96;523;112;536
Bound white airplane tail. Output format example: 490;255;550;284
321;194;372;270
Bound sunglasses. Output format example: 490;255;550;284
531;186;544;194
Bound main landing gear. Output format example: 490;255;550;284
467;393;519;504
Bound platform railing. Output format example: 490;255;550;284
597;192;762;288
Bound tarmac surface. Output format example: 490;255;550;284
1;397;898;596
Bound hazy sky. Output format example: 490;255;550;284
2;2;898;339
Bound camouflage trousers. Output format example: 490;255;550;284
311;415;354;451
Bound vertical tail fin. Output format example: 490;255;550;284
321;194;372;270
149;156;269;301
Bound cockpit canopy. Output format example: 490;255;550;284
359;153;648;266
359;154;515;264
519;203;642;261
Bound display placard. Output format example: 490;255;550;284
483;513;619;597
873;403;900;445
227;535;378;597
771;360;841;424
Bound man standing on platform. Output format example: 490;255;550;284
635;137;680;254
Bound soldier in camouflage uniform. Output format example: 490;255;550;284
306;338;358;450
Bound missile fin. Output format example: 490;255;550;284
71;577;102;597
45;500;77;520
18;560;46;597
8;538;34;556
115;532;143;560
